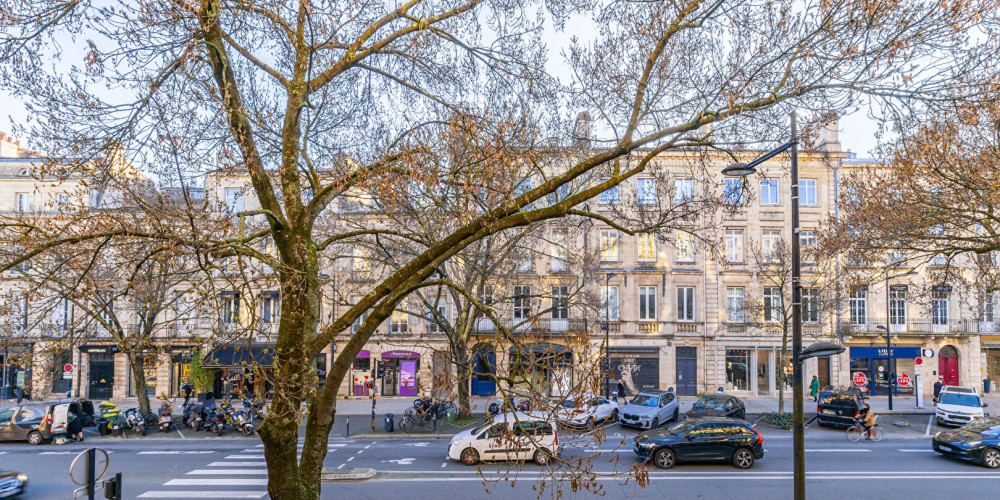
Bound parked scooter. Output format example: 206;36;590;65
122;408;147;436
234;399;258;436
209;400;237;437
158;401;175;433
183;401;204;431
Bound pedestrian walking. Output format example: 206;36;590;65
933;377;944;406
810;375;820;402
616;379;629;399
182;381;193;406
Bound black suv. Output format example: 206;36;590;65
816;390;864;427
633;417;765;469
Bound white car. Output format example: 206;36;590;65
448;411;560;466
555;395;619;428
937;386;989;426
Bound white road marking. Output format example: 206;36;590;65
402;442;427;447
441;462;447;468
209;462;267;467
176;428;186;439
347;456;354;462
926;415;934;436
138;492;265;498
187;469;268;475
337;463;346;469
899;449;936;453
139;451;213;455
357;449;364;454
41;451;113;455
226;455;265;459
381;458;415;465
804;449;871;452
255;444;264;448
164;479;268;486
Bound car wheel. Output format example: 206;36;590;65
610;409;619;422
651;418;659;429
672;408;679;422
982;448;1000;469
534;448;552;466
733;448;755;469
461;448;479;466
653;448;676;469
737;410;746;419
27;431;43;445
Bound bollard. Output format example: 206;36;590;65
433;412;437;431
345;416;350;438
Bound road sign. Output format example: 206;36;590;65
923;348;935;358
897;373;911;386
852;372;867;386
62;371;72;380
64;364;73;372
914;357;923;366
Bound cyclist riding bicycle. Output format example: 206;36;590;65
854;403;876;439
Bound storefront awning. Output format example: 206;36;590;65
204;347;275;368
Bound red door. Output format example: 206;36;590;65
939;346;959;386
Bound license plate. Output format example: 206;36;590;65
822;409;837;415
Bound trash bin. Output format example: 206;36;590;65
985;379;992;394
446;407;456;422
385;413;394;432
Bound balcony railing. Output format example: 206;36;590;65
471;317;587;334
846;318;983;335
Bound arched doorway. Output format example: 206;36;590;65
470;343;496;396
939;345;960;386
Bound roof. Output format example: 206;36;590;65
635;389;673;396
682;416;750;423
940;386;977;394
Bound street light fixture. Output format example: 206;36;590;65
877;269;917;411
604;272;616;400
723;111;811;500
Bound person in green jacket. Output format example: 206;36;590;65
810;375;820;402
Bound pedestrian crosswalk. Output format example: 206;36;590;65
137;441;348;499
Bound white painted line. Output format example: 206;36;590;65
138;491;265;498
926;415;933;436
164;479;268;486
0;452;6;455
209;462;267;467
242;448;265;452
364;444;372;449
331;443;347;447
347;457;354;462
357;449;364;454
338;463;346;469
804;449;871;453
226;455;265;459
139;451;213;455
41;451;113;455
177;428;186;439
441;462;447;468
899;449;936;453
255;444;264;448
187;469;268;475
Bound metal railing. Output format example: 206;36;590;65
846;318;983;335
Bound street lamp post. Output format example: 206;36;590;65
604;272;616;400
723;111;807;500
878;270;915;410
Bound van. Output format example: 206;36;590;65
448;411;560;466
0;401;78;445
937;386;988;427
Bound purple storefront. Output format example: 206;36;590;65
351;350;372;396
381;350;420;397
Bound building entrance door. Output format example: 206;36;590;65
382;365;398;396
675;347;697;396
89;361;114;399
939;346;959;386
817;357;831;389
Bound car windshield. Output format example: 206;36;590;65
472;423;493;435
666;419;700;436
629;395;659;408
963;420;1000;437
694;397;725;410
940;393;981;407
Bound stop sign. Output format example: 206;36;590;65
852;372;867;386
897;373;911;386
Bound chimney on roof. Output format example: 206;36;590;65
0;132;24;158
572;112;591;150
816;115;841;152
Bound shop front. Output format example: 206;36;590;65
351;350;372;396
849;346;921;396
0;344;31;399
608;347;659;397
984;341;1000;393
508;343;573;398
203;345;275;399
722;346;799;396
380;350;420;397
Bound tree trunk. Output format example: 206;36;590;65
453;337;472;419
129;352;153;418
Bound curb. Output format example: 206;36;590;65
349;433;453;440
321;467;376;481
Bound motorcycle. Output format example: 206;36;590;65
158;402;175;433
234;406;255;436
122;408;147;436
183;402;204;431
209;401;236;437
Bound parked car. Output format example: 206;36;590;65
932;415;1000;468
936;386;988;427
0;469;28;498
815;390;864;428
555;395;619;428
0;402;78;444
47;398;96;427
619;390;679;429
448;411;560;466
633;417;764;469
686;395;746;419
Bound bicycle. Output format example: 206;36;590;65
398;408;435;432
846;416;883;442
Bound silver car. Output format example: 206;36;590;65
619;390;679;429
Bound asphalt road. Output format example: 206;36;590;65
1;413;993;499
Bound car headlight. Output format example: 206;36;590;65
16;474;28;482
966;441;982;447
934;431;942;439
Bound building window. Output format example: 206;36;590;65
932;289;949;326
674;179;694;204
762;230;781;262
476;285;495;318
800;231;817;263
220;292;240;324
352;245;372;280
548;184;570;205
637;232;656;262
600;183;619;204
724;178;744;205
600;230;620;261
764;287;781;323
551;286;569;319
600;286;619;321
982;292;995;324
800;179;817;205
350;296;369;333
636;178;657;205
726;287;745;323
889;289;906;326
550;228;568;271
677;287;695;322
260;292;280;324
391;309;408;334
16;193;30;213
761;179;780;205
513;285;531;319
850;287;867;326
428;304;447;333
225;188;243;215
725;229;744;263
802;288;819;323
638;286;657;321
675;231;694;262
726;348;751;391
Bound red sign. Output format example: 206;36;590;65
852;372;867;386
915;357;923;365
63;364;73;372
897;373;911;386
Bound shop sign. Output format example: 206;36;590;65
609;355;659;393
381;350;419;359
852;372;867;386
889;285;909;291
849;347;922;359
897;373;911;386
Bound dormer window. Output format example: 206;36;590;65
18;169;29;177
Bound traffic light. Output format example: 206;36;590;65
376;360;386;378
103;472;122;500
